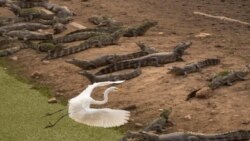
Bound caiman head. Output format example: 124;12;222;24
160;108;172;120
168;66;185;75
142;20;158;28
173;41;192;56
208;72;228;90
65;58;97;70
111;27;129;38
38;42;62;52
88;15;106;25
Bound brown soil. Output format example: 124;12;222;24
1;0;250;133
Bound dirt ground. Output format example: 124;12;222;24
1;0;250;133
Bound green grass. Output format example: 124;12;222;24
0;66;122;141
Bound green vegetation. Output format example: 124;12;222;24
216;70;230;77
0;66;122;141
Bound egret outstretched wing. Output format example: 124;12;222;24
81;81;124;97
69;108;130;128
68;81;129;128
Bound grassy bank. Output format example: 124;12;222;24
0;65;122;141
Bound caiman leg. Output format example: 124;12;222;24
93;40;103;48
132;62;141;69
183;71;188;76
177;57;184;62
28;14;33;21
196;65;202;72
225;81;233;86
150;57;164;67
106;55;117;63
88;63;98;69
2;29;8;37
84;61;97;69
155;125;165;133
23;35;29;41
192;65;202;76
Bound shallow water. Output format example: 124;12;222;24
0;66;121;141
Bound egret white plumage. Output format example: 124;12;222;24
68;80;130;128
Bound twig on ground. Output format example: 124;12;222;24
193;11;250;26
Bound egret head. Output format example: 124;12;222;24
103;86;119;100
108;86;119;92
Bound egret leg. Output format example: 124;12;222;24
44;113;68;128
43;108;66;117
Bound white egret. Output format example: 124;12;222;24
68;80;130;128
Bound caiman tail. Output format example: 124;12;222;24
79;71;95;83
96;61;139;75
45;48;70;60
45;43;91;60
119;68;142;80
82;68;141;83
198;130;250;141
197;58;220;68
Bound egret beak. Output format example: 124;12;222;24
114;87;119;91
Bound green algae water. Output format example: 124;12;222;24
0;66;121;141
